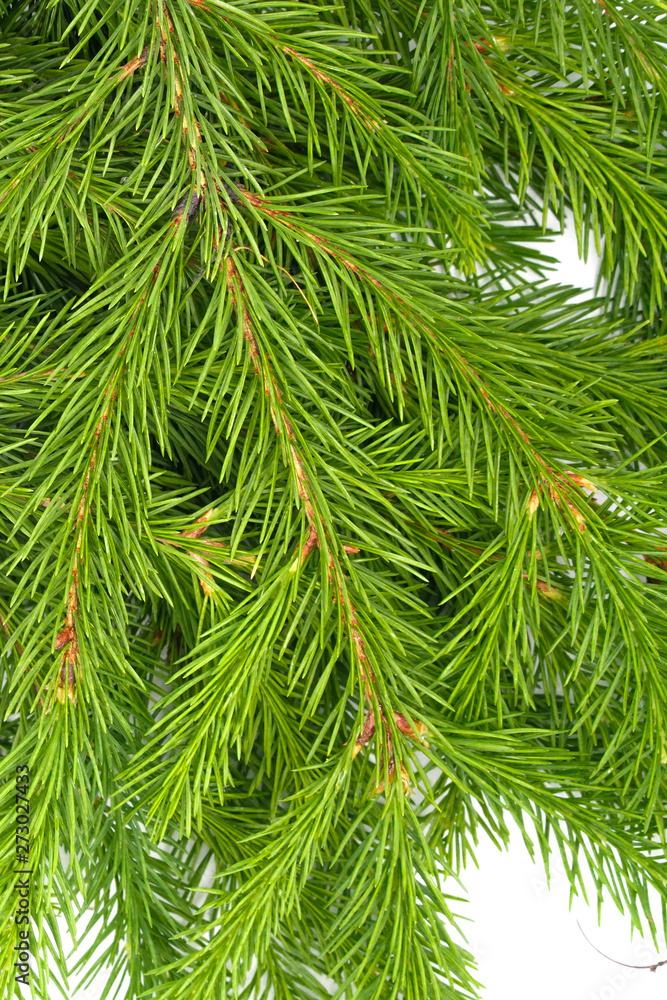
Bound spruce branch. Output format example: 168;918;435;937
2;1;667;998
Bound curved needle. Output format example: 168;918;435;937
577;920;667;973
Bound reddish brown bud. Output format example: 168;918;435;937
563;471;596;492
182;507;214;538
118;46;149;82
57;651;77;705
55;627;74;651
394;712;427;741
535;579;559;599
352;711;375;758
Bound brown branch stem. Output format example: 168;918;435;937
54;387;117;706
233;189;597;529
159;2;207;201
225;255;321;564
282;47;381;131
225;245;427;791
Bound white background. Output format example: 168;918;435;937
51;229;667;999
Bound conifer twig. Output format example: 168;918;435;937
234;188;596;529
224;254;321;564
53;387;117;705
226;248;425;789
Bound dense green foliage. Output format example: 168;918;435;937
2;0;667;997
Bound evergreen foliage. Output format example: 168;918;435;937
1;0;667;997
